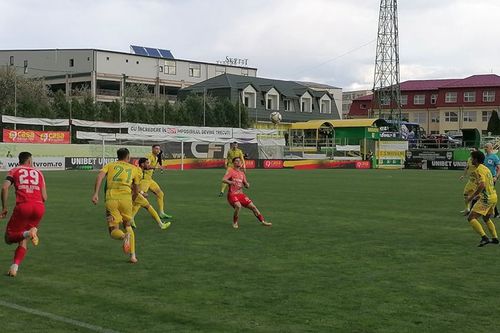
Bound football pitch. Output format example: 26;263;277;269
1;169;500;332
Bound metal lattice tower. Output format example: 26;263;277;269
373;0;401;128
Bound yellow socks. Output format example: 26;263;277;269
132;204;141;218
469;219;486;237
220;182;228;193
110;229;125;240
486;219;498;239
147;205;162;225
157;191;165;213
125;226;136;255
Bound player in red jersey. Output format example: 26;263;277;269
222;157;272;229
0;152;47;277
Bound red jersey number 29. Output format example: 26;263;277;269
18;169;40;186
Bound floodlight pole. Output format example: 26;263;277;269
13;69;17;129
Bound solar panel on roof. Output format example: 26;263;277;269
131;45;148;56
158;49;174;59
144;47;161;57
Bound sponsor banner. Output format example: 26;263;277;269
404;149;465;170
378;141;408;169
282;160;371;170
428;160;467;170
160;142;258;160
3;129;70;144
0;157;65;171
263;160;284;169
129;124;234;140
65;157;118;170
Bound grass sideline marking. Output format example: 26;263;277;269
0;300;121;333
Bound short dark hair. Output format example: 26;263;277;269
471;150;485;164
117;148;130;160
232;141;238;145
18;152;32;164
138;157;148;166
152;144;160;149
232;157;241;163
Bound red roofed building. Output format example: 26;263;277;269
349;74;500;135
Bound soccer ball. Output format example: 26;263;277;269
270;111;282;124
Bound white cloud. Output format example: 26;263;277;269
0;0;498;91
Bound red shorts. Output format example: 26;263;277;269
227;193;252;208
6;202;45;236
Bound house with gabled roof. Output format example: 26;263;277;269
179;74;341;123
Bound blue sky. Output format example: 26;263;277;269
1;0;499;90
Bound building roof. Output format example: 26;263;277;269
441;74;500;88
0;48;258;70
294;81;341;90
291;118;384;130
400;79;459;91
183;73;333;99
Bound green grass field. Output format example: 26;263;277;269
1;169;500;332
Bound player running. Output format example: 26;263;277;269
92;148;141;263
460;147;478;215
1;152;47;277
484;143;500;217
219;141;246;196
466;150;499;247
131;158;171;230
222;157;271;229
144;145;172;219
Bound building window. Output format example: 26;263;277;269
320;98;331;114
360;104;367;109
414;94;425;105
126;59;129;63
265;90;279;110
87;57;90;61
215;67;226;76
380;97;390;106
430;94;437;104
165;60;176;75
301;99;312;112
242;86;256;108
189;63;201;78
284;99;293;112
463;111;477;122
445;111;458;122
136;61;139;64
445;92;457;103
69;58;74;67
106;57;110;61
23;60;28;74
401;113;410;121
9;55;14;66
159;66;163;72
400;95;408;105
414;112;427;124
483;91;496;102
431;112;440;123
241;68;249;76
464;91;476;103
430;131;439;134
482;111;492;122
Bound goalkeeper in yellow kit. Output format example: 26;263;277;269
219;142;246;196
92;148;141;263
143;145;172;219
131;158;171;230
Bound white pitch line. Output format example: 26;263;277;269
0;300;121;333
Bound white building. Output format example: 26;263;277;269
0;47;257;103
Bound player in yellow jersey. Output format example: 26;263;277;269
92;148;141;263
219;142;246;196
143;145;172;219
460;148;478;215
466;150;499;247
131;158;171;230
